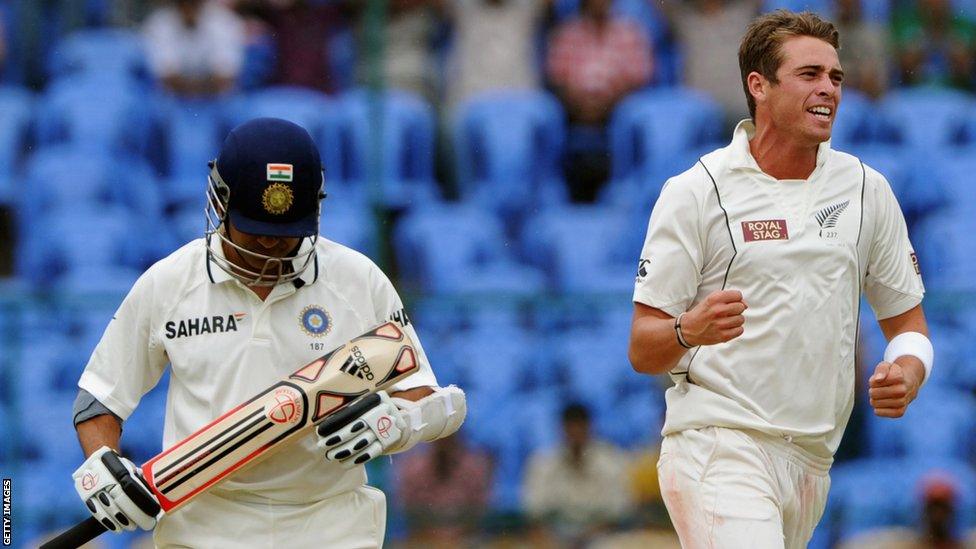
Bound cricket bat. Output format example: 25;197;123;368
41;322;420;549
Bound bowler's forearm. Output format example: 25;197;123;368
629;314;690;375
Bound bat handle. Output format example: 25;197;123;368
39;516;107;549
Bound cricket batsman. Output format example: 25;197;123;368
628;11;931;548
69;118;466;547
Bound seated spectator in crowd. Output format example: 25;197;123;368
833;0;889;99
661;0;761;128
143;0;246;97
546;0;652;202
838;473;976;548
395;435;492;545
523;402;634;546
891;0;976;91
443;0;548;114
238;0;348;93
354;0;440;102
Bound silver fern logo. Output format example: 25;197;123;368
814;200;850;236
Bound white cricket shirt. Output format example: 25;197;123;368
634;120;924;460
79;236;438;503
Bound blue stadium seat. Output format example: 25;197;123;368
22;146;164;223
603;87;723;207
19;149;168;270
452;89;567;215
548;327;663;448
848;144;945;225
830;88;876;152
35;75;154;157
865;387;976;461
0;85;34;203
18;205;140;282
334;89;440;208
761;0;831;15
394;204;545;294
830;457;976;543
55;264;143;297
319;196;376;258
876;88;976;150
909;149;976;291
521;204;639;292
860;0;892;21
827;459;915;541
609;87;723;182
46;28;147;81
156;96;224;186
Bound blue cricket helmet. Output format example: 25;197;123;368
211;117;325;237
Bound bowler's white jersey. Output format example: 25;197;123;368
79;236;438;503
634;121;924;460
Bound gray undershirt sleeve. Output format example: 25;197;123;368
73;388;123;427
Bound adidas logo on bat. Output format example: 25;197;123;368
340;346;375;381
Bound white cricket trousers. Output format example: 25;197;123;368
153;485;387;548
657;427;831;549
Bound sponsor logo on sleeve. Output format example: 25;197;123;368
389;308;411;328
741;219;789;242
637;258;650;278
910;252;921;275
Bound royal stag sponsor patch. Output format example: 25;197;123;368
741;219;789;242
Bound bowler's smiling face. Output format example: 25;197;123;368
761;35;844;146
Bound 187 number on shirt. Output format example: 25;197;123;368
310;342;327;351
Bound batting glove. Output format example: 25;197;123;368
73;446;161;533
316;391;405;469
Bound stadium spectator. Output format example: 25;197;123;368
546;0;652;202
522;402;634;545
237;0;348;92
891;0;976;91
838;473;976;548
661;0;762;128
832;0;889;99
443;0;548;113
354;0;440;102
395;435;492;545
143;0;246;97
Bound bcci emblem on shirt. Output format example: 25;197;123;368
301;305;332;337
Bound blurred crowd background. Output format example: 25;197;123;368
1;0;976;547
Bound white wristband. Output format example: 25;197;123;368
883;331;933;385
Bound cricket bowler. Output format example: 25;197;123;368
628;10;931;548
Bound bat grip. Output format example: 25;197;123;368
39;516;107;549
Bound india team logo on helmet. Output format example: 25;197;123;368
262;183;294;215
300;305;332;337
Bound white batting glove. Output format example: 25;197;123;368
316;391;405;469
73;446;161;533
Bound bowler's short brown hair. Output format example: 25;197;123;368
738;10;840;118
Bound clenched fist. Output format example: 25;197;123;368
869;360;923;418
680;290;748;346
